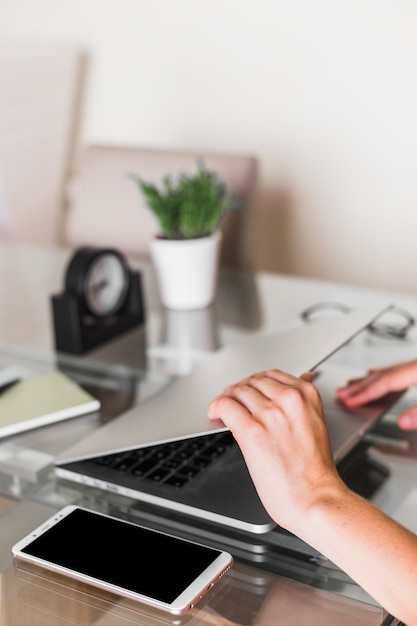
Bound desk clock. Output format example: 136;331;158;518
51;247;145;355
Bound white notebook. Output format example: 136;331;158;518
0;370;100;438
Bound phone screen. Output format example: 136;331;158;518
14;507;230;609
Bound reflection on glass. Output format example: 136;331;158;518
216;270;262;330
162;307;220;353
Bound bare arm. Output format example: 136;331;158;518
337;358;417;429
208;369;417;625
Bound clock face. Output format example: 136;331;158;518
54;247;145;355
84;252;129;317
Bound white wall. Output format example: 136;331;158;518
2;0;417;292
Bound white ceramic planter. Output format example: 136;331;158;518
150;230;222;310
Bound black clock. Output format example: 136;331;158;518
51;247;145;355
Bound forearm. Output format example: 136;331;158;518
298;485;417;625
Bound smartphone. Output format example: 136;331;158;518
12;505;233;615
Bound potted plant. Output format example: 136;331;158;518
128;161;241;310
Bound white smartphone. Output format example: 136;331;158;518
12;505;233;615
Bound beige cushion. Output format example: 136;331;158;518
65;144;259;269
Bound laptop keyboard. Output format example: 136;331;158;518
90;431;236;489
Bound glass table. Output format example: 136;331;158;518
2;242;417;624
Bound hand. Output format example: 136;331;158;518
207;369;346;535
336;359;417;430
208;369;417;625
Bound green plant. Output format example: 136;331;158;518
128;160;241;240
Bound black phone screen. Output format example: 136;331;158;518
21;508;222;604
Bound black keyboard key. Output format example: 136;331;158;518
191;456;211;469
176;449;192;460
131;457;160;476
161;456;182;469
147;467;171;482
203;445;224;459
112;458;139;472
164;475;189;488
178;463;201;479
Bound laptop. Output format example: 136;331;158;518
55;306;391;534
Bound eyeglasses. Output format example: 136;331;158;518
300;301;415;340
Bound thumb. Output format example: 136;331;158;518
398;406;417;430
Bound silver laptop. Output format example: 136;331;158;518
55;306;391;534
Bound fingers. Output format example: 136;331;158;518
207;393;254;431
210;370;307;409
207;369;315;433
336;371;389;407
398;406;417;431
337;360;417;409
300;371;314;383
240;369;306;403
